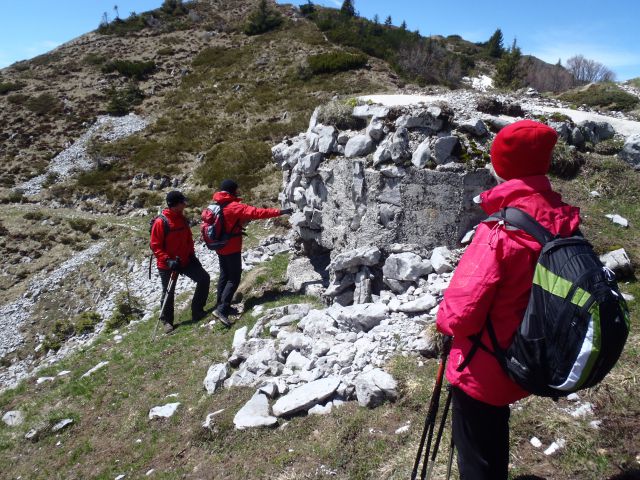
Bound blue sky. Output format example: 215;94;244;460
1;1;639;80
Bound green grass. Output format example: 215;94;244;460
101;60;156;80
558;83;639;112
307;51;368;75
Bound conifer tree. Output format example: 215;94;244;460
486;28;504;58
400;20;407;30
340;0;355;17
384;15;392;26
494;38;523;89
373;14;379;24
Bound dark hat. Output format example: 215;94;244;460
220;179;238;195
490;120;558;180
166;190;187;207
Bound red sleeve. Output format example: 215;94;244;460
436;223;503;337
237;204;281;222
150;218;170;265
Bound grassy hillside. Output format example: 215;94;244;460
0;155;638;479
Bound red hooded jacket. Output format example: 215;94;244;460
212;191;281;255
150;208;195;270
436;175;581;406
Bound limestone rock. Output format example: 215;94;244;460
619;134;640;170
203;363;229;395
286;255;326;296
234;393;278;429
51;418;74;432
81;361;108;378
432;136;460;164
272;377;340;417
393;294;437;313
232;327;247;350
354;369;397;408
335;303;389;332
411;139;431;168
329;246;382;272
458;118;488;137
345;135;375;158
430;246;455;274
299;152;323;177
600;248;634;279
2;410;24;427
149;403;180;420
383;252;433;282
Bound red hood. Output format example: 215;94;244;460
213;191;241;204
478;175;581;237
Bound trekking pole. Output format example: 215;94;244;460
424;385;453;480
151;270;178;342
411;336;451;480
445;431;455;480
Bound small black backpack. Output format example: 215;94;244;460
462;207;630;397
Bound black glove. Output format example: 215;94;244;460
167;259;180;271
280;208;294;216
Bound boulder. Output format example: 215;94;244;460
335;303;389;332
272;377;341;417
366;118;386;142
2;410;24;427
286;255;326;296
578;120;615;144
432;136;460;164
203;363;229;395
411;139;431;168
229;338;273;367
600;248;634;279
393;294;437;313
458;118;488;137
345;135;375;158
430;246;455;274
299;153;324;177
298;310;338;336
383;252;433;282
329;246;382;271
619;134;640;170
395;111;443;131
233;393;278;429
285;350;312;371
232;327;247;350
354;369;398;408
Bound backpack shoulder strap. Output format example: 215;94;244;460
488;207;554;246
158;214;170;236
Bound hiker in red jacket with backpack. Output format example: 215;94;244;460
150;191;210;334
211;179;292;326
436;120;581;479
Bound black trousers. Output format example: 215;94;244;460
216;252;242;313
159;256;210;324
451;387;510;480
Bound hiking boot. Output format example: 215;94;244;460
227;306;241;316
162;321;175;334
213;307;232;327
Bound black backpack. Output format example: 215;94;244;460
460;207;630;397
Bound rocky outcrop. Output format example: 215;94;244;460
274;103;495;260
619;134;640;170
